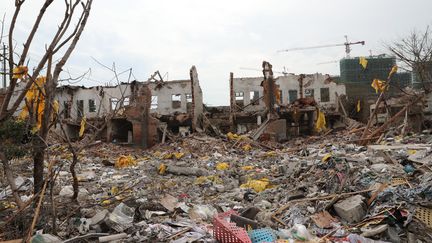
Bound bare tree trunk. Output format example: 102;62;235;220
32;54;54;195
32;144;45;194
70;152;79;200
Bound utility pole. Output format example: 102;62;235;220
2;43;6;88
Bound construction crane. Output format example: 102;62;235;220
240;66;289;76
277;35;365;58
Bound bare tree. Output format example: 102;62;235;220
57;63;132;201
387;26;432;93
0;0;93;199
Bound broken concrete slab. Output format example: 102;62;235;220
334;195;367;223
90;209;109;226
262;119;287;142
161;164;209;176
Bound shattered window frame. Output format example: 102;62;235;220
77;99;84;119
304;89;314;98
320;87;330;102
123;97;130;106
235;92;244;100
186;93;193;103
151;96;158;110
186;93;193;113
63;101;70;118
279;90;283;104
288;90;298;103
110;98;119;111
249;91;259;105
235;91;244;107
171;94;182;109
88;99;96;113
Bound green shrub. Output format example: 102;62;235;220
0;119;29;159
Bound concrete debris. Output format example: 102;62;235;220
59;185;89;199
98;233;128;242
361;224;389;238
90;209;109;226
0;111;432;243
159;194;179;212
334;195;367;223
105;203;135;232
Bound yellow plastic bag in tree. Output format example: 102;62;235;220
275;86;281;105
359;57;368;69
388;65;398;79
79;116;86;137
216;162;229;170
356;100;361;112
17;76;58;133
12;66;28;79
315;110;326;132
371;79;387;93
53;100;59;116
18;76;45;119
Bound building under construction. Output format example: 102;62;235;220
338;55;412;122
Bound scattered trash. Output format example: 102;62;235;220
216;162;229;170
240;178;272;193
248;228;277;243
213;210;252;243
105;203;135;232
3;130;432;242
160;194;179;212
115;155;137;168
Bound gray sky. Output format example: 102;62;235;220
2;0;432;105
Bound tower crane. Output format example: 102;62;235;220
240;66;289;76
277;35;365;58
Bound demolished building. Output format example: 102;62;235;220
5;66;204;148
228;69;346;139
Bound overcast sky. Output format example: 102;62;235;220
2;0;432;105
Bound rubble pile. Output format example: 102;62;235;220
2;130;432;242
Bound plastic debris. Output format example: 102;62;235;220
115;155;137;168
243;144;252;151
216;162;229;170
105;203;135;232
240;178;272;193
158;163;167;174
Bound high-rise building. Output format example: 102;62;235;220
339;55;411;86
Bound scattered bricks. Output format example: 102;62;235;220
334;195;366;223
